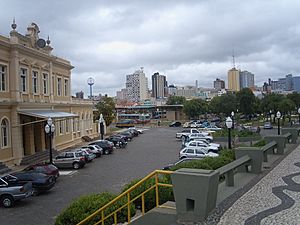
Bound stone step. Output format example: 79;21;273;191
20;149;59;165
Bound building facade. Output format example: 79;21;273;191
126;69;148;102
0;22;98;166
228;68;240;91
240;70;255;89
151;72;167;99
213;78;225;90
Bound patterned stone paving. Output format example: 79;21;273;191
217;144;300;225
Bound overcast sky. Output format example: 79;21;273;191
1;0;300;97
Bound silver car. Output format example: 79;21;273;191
53;151;86;169
179;147;218;160
81;145;103;157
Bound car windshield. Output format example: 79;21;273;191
75;152;83;157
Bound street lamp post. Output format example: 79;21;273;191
226;117;233;149
276;111;281;135
44;117;55;164
298;107;300;124
269;110;272;122
99;114;105;140
231;111;235;129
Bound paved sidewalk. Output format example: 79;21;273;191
217;143;300;225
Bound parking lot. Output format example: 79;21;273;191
0;127;182;225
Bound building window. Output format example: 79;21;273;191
66;119;69;133
43;73;48;95
0;65;7;91
1;119;9;147
57;77;62;96
59;120;63;134
20;68;27;92
32;71;38;94
64;79;69;96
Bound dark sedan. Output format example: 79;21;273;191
10;172;56;196
89;140;114;155
23;163;59;181
169;121;182;127
105;136;127;148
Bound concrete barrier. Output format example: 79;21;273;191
282;128;300;144
171;168;219;223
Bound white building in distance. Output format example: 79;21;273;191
125;68;148;102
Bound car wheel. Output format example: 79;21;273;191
73;162;80;170
104;149;109;155
180;156;186;160
32;188;39;196
1;195;14;208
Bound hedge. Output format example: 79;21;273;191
55;192;136;225
55;150;235;224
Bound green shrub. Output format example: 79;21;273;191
213;129;257;138
55;192;135;225
122;176;174;212
171;149;235;171
253;139;267;147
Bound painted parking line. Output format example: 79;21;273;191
59;170;78;176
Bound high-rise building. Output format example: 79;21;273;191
213;78;225;90
228;68;240;91
126;68;148;102
240;70;255;89
293;76;300;93
116;88;128;100
152;72;167;99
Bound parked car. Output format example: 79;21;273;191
76;149;96;163
169;121;182;127
184;133;213;142
53;151;86;169
128;127;144;134
118;131;134;141
89;140;114;155
184;140;220;152
112;134;131;142
10;172;56;196
105;136;127;148
0;175;32;208
263;122;273;129
23;163;60;181
186;138;221;149
176;128;209;139
179;147;218;160
162;158;202;170
81;145;103;157
126;128;139;137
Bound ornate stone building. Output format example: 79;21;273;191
0;21;98;166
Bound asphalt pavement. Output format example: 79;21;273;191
0;127;182;225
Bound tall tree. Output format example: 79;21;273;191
95;96;115;126
287;92;300;108
166;96;186;105
183;99;207;119
237;88;256;118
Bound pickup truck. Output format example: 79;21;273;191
176;128;209;139
0;175;32;208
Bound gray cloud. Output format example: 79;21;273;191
1;0;300;96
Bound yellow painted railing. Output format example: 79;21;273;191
77;170;174;225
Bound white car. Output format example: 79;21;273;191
179;147;219;160
184;140;219;152
187;138;220;149
81;145;103;157
186;133;213;142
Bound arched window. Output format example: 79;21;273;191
1;119;9;147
